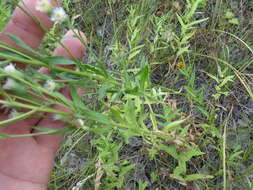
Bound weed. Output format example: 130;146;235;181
1;0;253;189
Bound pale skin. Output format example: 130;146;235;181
0;0;87;189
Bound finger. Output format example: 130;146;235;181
0;0;60;50
0;0;61;131
53;30;87;61
34;30;87;150
0;115;36;135
40;29;87;72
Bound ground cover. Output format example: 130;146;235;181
0;0;253;189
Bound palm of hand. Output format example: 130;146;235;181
0;116;59;186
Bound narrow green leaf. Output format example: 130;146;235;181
84;109;111;124
125;99;137;126
140;66;149;90
110;107;124;123
129;48;142;60
179;125;190;137
179;148;204;162
51;91;73;108
176;14;185;27
80;64;108;77
187;18;209;27
0;109;37;127
0;50;25;59
184;0;204;21
219;75;234;87
164;119;186;132
205;72;219;83
70;86;85;110
159;144;178;159
7;33;39;55
98;85;111;101
43;56;76;66
0;126;72;139
229;18;239;25
176;45;190;56
32;126;71;134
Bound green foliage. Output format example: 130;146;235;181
0;0;11;30
93;135;135;189
173;0;208;57
205;65;234;100
159;143;212;183
225;10;240;25
1;0;253;189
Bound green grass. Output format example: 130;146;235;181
0;0;12;30
1;0;253;189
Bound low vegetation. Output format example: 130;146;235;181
0;0;253;189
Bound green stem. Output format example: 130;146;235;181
223;124;227;190
0;52;120;85
0;100;70;115
0;109;38;127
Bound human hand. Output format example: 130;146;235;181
0;0;87;189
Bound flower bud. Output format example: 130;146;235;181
36;0;53;14
44;80;56;92
4;63;16;74
51;7;67;24
3;78;17;90
8;109;19;119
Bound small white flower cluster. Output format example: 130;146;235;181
0;104;11;114
35;0;67;24
44;80;56;92
4;63;16;74
3;78;17;90
75;118;85;128
50;7;67;24
2;64;18;90
1;65;18;117
8;109;19;119
35;0;53;13
53;114;61;121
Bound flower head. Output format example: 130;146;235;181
51;7;67;24
3;78;17;90
53;114;62;121
4;63;16;74
36;0;53;13
44;80;56;92
76;119;84;128
176;61;186;69
8;109;19;119
0;104;11;114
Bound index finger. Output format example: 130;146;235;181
0;0;60;50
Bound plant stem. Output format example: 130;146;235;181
0;100;70;115
0;52;120;85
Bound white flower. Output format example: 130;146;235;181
0;104;11;114
0;104;9;110
44;80;56;92
8;109;19;119
53;114;62;121
4;63;16;74
3;78;17;90
35;0;53;13
75;119;85;128
51;7;67;24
